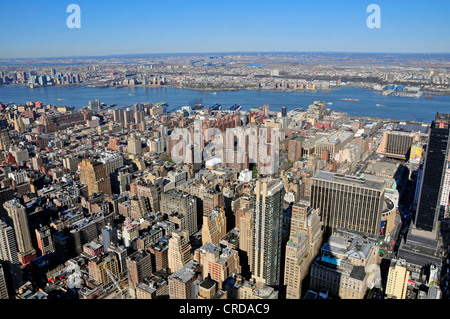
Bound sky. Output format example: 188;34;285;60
0;0;449;59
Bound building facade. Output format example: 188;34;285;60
251;179;285;286
311;172;385;237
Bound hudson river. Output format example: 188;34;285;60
0;85;449;122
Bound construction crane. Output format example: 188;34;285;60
102;264;126;299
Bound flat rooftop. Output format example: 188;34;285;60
316;130;353;145
393;122;429;135
169;260;199;283
313;171;385;191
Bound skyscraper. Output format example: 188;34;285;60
113;108;124;124
415;113;450;232
193;242;240;289
101;224;118;252
35;225;55;256
4;199;37;265
13;114;25;133
0;219;23;293
168;230;193;273
0;129;11;151
201;206;226;246
237;209;253;275
88;252;120;286
162;190;198;236
385;259;409;299
168;260;201;299
310;171;385;237
397;113;450;268
126;250;153;298
251;179;285;286
89;99;100;112
284;200;323;299
127;133;142;155
79;158;112;196
281;106;287;117
0;264;8;299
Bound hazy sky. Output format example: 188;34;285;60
1;0;449;59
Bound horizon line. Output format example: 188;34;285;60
2;50;450;61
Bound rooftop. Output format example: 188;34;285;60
313;171;385;191
169;260;200;283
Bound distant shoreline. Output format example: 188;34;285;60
1;82;450;97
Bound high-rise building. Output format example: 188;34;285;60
289;200;321;237
314;130;354;161
288;138;302;162
101;224;118;252
168;230;193;273
89;99;101;112
251;179;285;286
309;230;378;299
13;114;25;133
113;108;124;124
62;155;80;173
377;130;418;159
79;158;112;196
415;113;450;232
124;109;133;126
148;241;169;272
0;219;23;293
35;225;55;256
130;181;161;214
107;245;128;278
4;199;37;265
127;250;153;298
0;264;8;299
201;206;226;246
122;218;139;248
194;242;240;289
397;114;450;269
441;162;450;219
98;151;124;176
202;189;224;216
237;209;253;274
88;252;120;286
127;133;142;155
310;171;385;237
0;129;11;151
284;200;323;299
162;190;198;236
281;106;287;117
385;259;409;299
168;260;201;299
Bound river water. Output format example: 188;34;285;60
0;85;449;122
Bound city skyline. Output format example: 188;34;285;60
1;1;450;59
0;0;449;306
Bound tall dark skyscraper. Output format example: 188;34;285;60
0;219;23;293
415;113;450;232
